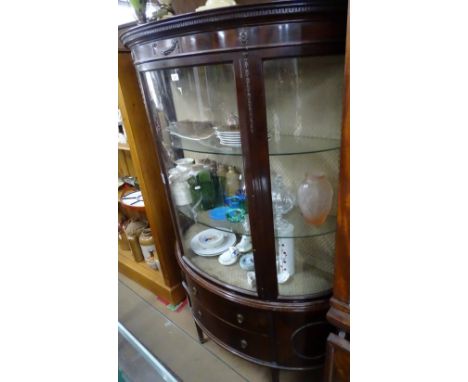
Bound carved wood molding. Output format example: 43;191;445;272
121;1;346;47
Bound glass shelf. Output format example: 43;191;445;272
177;205;336;239
172;135;340;156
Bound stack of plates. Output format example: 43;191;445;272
190;228;237;257
214;129;241;147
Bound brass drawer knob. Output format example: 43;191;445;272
240;339;248;349
192;286;198;296
236;313;244;324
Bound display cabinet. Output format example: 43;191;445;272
121;1;348;380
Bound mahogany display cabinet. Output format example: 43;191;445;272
121;1;349;380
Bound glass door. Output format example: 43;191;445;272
263;55;345;297
142;64;256;294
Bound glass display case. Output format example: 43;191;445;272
121;2;348;380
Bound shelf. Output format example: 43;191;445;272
118;247;185;304
172;135;340;156
182;224;334;296
177;205;336;239
119;143;131;151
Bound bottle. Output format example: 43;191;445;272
216;164;227;205
197;165;217;210
188;164;204;210
225;166;240;197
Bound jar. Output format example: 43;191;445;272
124;220;146;262
139;228;159;270
169;168;192;206
225;166;240;197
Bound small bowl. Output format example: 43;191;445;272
197;229;225;249
240;254;254;271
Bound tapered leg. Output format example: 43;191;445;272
195;321;206;344
271;368;279;382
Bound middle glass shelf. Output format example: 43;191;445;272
177;205;336;239
171;134;341;156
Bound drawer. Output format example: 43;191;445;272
184;273;271;335
191;298;274;362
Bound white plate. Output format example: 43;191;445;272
220;142;242;147
216;132;240;136
190;230;237;256
219;139;241;143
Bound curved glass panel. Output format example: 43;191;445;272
142;64;255;294
264;55;345;297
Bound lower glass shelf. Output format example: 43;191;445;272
177;205;336;239
181;223;335;297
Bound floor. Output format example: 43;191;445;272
119;332;166;382
118;273;324;382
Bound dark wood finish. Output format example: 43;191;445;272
121;2;349;380
235;51;278;300
181;254;332;370
118;52;185;303
192;299;274;361
185;271;272;334
323;333;350;382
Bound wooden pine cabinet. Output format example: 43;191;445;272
118;51;185;305
120;1;349;380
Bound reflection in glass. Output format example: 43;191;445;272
264;56;345;296
142;64;255;294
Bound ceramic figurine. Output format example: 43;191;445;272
236;235;252;253
218;246;240;265
297;172;333;225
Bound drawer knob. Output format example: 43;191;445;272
197;309;202;317
192;286;198;296
240;339;248;349
236;313;244;324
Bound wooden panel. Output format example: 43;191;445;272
274;307;331;368
118;52;183;293
324;333;350;382
118;149;135;177
328;10;350;332
118;248;185;305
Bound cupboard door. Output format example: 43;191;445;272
141;64;257;295
324;333;350;382
262;55;345;297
